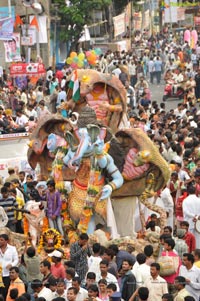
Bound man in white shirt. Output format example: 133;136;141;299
72;277;88;301
53;278;67;301
182;185;200;248
143;263;168;301
15;109;28;128
31;279;54;301
179;253;200;301
96;260;119;291
160;186;174;230
0;234;19;298
134;253;150;287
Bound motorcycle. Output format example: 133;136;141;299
163;81;184;101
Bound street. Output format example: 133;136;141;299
149;77;181;111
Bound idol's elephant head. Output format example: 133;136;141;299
67;124;106;169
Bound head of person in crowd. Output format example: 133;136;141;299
16;108;23;117
138;287;149;301
184;297;196;301
88;284;99;298
146;221;156;232
26;246;36;258
182;253;194;270
136;252;146;266
66;268;75;281
9;266;20;281
49;277;57;292
164;238;175;251
56;278;66;296
31;279;44;293
144;245;153;259
150;213;158;224
9;288;18;300
78;233;89;247
85;272;96;288
163;226;173;236
180;221;189;233
174;276;186;292
7;167;15;175
194;249;200;264
92;242;101;256
47;179;56;193
18;171;25;183
103;248;115;262
21;293;31;301
48;250;63;264
159;234;172;247
64;260;75;271
1;186;9;199
108;244;119;256
40;260;51;276
98;279;107;294
72;277;81;292
107;283;117;297
0;233;9;248
121;259;134;273
100;259;109;276
52;298;65;301
150;262;160;279
66;287;78;301
162;293;174;301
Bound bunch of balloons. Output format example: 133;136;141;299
66;48;102;69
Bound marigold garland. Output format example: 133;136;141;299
38;228;62;253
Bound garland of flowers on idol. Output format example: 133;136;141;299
37;228;62;253
23;216;49;237
77;152;105;233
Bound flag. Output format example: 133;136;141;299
14;15;23;28
30;16;39;31
69;70;80;102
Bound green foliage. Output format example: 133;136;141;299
52;0;111;48
113;0;128;15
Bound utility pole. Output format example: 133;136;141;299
8;0;12;18
52;4;59;70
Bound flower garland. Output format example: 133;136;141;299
77;156;102;233
38;228;62;253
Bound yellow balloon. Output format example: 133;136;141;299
78;53;85;60
70;51;77;58
66;57;72;64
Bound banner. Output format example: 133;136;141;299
0;6;15;19
113;13;125;37
194;17;200;26
164;0;177;23
21;25;36;45
4;33;21;62
177;7;185;21
133;12;142;30
0;17;14;40
10;63;46;77
30;15;47;43
143;10;150;29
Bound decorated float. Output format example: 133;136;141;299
25;68;170;256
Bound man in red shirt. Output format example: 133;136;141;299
49;250;66;279
180;221;196;253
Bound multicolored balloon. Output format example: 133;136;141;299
66;48;102;69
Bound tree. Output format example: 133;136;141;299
52;0;111;50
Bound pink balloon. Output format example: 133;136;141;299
85;51;91;57
184;30;190;43
191;30;198;47
71;62;77;69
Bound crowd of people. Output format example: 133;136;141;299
0;30;200;301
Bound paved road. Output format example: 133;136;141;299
148;78;180;111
